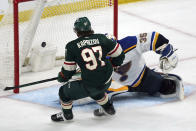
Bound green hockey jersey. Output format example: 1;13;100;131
61;33;124;88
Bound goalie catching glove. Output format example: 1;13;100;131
157;44;178;73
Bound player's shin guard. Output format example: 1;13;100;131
94;93;116;116
51;100;73;122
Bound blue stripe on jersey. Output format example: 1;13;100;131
150;32;156;50
117;36;137;53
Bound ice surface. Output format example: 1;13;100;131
1;0;196;130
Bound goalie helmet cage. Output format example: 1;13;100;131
0;0;118;93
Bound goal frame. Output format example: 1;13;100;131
12;0;118;93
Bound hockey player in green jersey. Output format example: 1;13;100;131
51;17;125;122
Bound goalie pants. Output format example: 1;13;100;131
59;79;112;102
128;67;164;95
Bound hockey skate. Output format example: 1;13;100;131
94;102;116;116
51;110;73;122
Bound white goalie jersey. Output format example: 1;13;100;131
112;32;160;87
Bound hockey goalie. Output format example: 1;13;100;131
106;31;184;100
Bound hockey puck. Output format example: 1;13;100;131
41;42;46;47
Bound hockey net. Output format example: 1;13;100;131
0;0;118;93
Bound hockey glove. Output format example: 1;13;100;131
58;72;68;83
105;33;117;42
106;55;122;70
159;44;178;73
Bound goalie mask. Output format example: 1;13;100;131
74;17;93;32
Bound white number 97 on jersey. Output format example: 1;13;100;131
81;46;105;70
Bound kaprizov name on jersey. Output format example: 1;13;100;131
77;39;100;48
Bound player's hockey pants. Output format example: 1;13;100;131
58;79;112;102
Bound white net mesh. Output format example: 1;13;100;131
0;0;114;90
0;2;15;87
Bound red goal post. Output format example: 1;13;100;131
13;0;45;93
0;0;118;93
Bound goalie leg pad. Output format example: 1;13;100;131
129;67;164;95
160;74;184;100
159;79;176;95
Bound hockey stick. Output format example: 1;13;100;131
4;77;58;91
4;69;82;91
